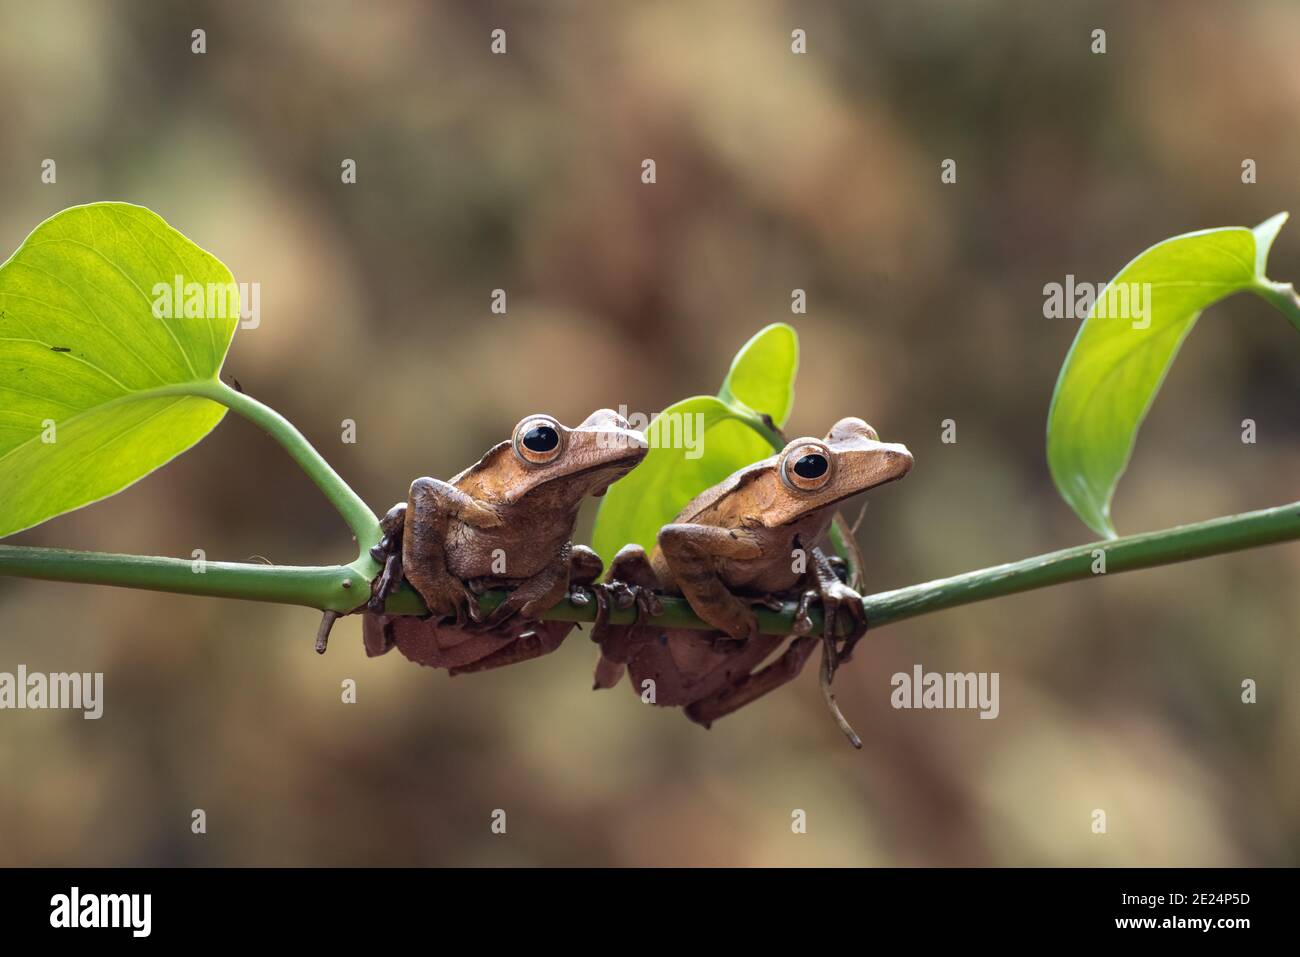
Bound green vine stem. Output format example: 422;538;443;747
0;378;383;619
185;379;383;556
2;501;1295;638
0;546;370;613
1252;279;1300;333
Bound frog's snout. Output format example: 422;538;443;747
863;440;913;485
882;442;914;478
615;427;650;462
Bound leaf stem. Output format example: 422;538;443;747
1252;278;1300;333
0;379;384;616
1;502;1294;634
380;500;1300;634
183;379;382;557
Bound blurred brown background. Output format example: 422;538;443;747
0;0;1296;866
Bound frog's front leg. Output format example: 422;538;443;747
791;546;867;748
367;502;408;613
402;477;503;625
470;540;576;631
564;544;605;604
792;546;867;668
656;523;763;643
449;545;604;672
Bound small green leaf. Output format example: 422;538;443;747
0;203;238;538
1047;214;1288;538
591;324;800;567
717;322;798;429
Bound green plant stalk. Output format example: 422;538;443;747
182;379;382;556
0;379;383;616
3;501;1293;635
0;546;370;612
1251;278;1300;333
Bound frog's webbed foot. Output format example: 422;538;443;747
367;502;407;613
603;579;664;622
600;545;663;623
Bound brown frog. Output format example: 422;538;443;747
590;417;912;745
364;410;647;673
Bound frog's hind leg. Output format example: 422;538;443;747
447;620;571;675
361;612;396;657
684;635;819;728
592;545;664;691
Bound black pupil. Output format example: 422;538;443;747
523;426;559;453
793;453;828;479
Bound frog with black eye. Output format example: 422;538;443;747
590;417;913;745
363;410;647;673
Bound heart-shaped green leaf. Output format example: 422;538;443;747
591;324;798;566
0;203;238;538
718;321;798;429
1047;213;1288;538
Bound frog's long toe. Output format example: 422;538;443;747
367;550;403;613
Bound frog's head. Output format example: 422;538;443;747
764;417;912;526
496;409;647;506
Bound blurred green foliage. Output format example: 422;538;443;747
0;0;1295;867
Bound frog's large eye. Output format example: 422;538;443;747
780;441;833;492
513;415;564;465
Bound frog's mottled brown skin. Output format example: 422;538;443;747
365;410;646;672
591;417;912;744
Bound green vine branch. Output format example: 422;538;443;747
0;546;370;613
1;341;1294;641
2;501;1295;640
186;379;383;556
